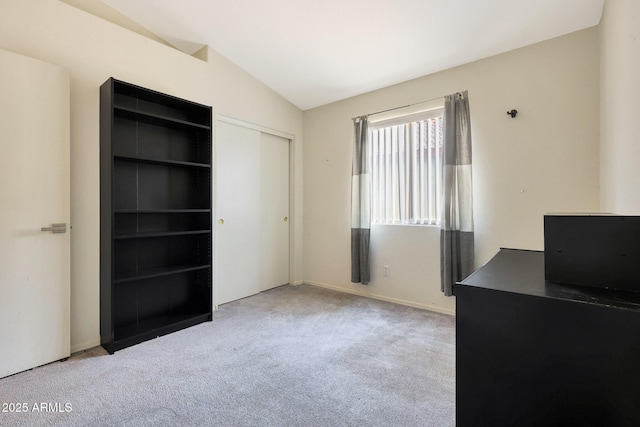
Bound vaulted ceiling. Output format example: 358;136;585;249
96;0;604;110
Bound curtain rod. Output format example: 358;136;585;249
351;92;463;121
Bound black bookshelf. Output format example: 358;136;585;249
100;78;212;353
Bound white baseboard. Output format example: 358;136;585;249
71;338;101;354
292;280;304;286
304;280;456;316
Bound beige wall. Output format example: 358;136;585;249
0;0;608;347
304;29;600;314
0;0;304;352
600;0;640;213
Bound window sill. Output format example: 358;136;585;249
371;222;440;229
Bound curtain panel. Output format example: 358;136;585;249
440;91;474;296
351;116;371;284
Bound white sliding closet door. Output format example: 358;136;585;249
215;122;262;305
215;120;290;305
259;132;290;291
0;50;70;378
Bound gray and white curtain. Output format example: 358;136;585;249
440;91;474;296
351;116;371;284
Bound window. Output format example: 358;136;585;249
369;107;444;225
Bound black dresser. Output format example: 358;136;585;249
456;248;640;426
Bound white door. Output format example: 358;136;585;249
259;132;290;291
215;122;262;305
215;120;290;305
0;50;70;378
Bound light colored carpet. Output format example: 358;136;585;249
0;284;455;426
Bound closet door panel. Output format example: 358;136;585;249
215;122;262;305
215;121;291;304
260;132;290;291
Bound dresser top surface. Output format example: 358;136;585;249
458;248;640;311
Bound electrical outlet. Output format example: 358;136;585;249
383;265;390;277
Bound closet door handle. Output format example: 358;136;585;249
218;219;225;225
41;223;67;233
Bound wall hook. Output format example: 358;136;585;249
507;109;518;118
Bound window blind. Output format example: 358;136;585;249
370;112;443;225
